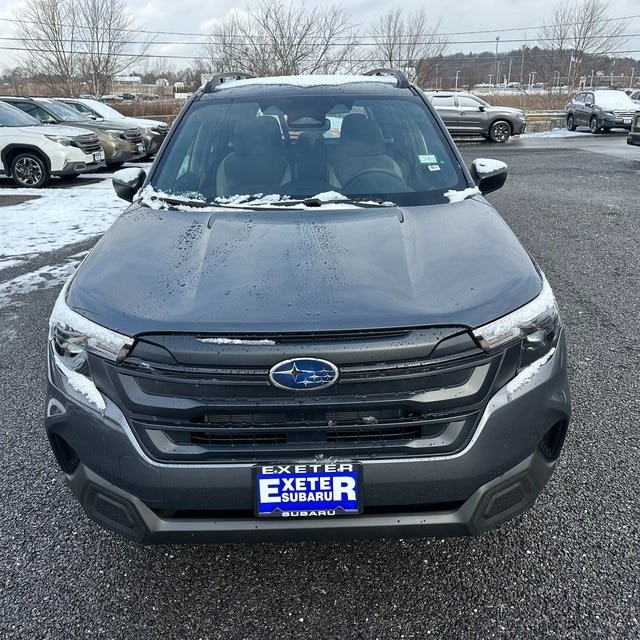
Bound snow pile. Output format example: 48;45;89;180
444;186;481;203
474;159;507;175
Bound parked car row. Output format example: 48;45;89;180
0;96;170;188
423;87;639;142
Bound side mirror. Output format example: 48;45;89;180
112;167;146;202
585;102;592;108
470;158;508;195
479;105;485;112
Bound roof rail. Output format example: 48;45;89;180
204;72;255;93
364;68;410;89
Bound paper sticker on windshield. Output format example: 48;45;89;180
418;154;438;164
427;164;441;171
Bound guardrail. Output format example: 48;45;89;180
525;110;567;131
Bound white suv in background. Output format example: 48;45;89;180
0;101;105;187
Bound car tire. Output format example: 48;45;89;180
10;152;49;188
589;116;601;134
489;120;511;143
567;114;576;131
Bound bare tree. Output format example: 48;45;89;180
536;0;627;86
368;8;449;85
200;0;358;76
14;0;151;97
1;67;32;94
14;0;80;95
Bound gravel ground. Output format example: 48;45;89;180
0;138;638;639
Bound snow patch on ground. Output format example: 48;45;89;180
0;259;80;306
0;174;127;264
520;129;592;139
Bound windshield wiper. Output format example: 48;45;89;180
268;197;394;208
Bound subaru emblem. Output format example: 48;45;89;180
269;358;339;391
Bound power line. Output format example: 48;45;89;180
0;13;638;40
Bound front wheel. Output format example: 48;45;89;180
567;114;576;131
489;120;511;143
11;152;49;188
589;116;601;134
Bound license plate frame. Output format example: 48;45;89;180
254;463;362;518
93;151;104;163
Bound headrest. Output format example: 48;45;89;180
234;116;283;155
339;113;384;155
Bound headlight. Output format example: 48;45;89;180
472;274;560;370
49;280;133;409
44;134;73;146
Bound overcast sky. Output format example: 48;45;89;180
1;0;639;70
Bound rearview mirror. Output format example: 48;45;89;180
112;167;146;202
470;158;508;195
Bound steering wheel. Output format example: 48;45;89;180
342;168;411;192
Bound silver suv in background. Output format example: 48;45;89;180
424;91;526;143
566;90;638;133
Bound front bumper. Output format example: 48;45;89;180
46;335;571;544
51;159;106;176
627;132;640;146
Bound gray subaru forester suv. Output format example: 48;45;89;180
46;70;571;544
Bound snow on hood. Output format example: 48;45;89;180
17;124;98;138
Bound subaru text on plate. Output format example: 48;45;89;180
46;69;571;544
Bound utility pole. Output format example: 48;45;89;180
495;37;500;86
507;58;512;85
455;70;460;91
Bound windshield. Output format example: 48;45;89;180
151;92;467;206
40;100;90;122
0;101;40;126
595;91;636;109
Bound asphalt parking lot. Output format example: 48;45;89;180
0;135;639;639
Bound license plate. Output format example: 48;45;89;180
254;463;362;517
137;144;145;153
623;118;632;124
93;151;104;162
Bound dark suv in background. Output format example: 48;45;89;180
46;70;570;544
424;91;526;142
566;89;638;133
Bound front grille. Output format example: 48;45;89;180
123;128;143;145
612;110;636;119
153;124;169;137
73;133;102;155
92;328;518;463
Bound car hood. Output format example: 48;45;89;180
66;198;542;336
486;106;524;117
89;119;141;131
15;124;98;138
101;115;166;129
